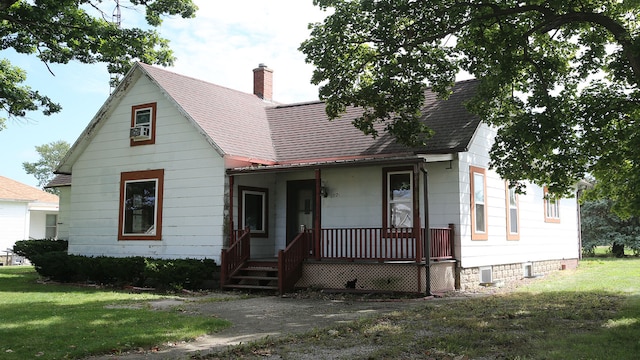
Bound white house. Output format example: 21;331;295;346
51;63;580;293
0;176;59;265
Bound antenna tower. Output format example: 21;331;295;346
109;0;122;94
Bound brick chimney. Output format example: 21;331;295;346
253;63;273;101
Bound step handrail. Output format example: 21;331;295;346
278;229;311;294
220;227;251;288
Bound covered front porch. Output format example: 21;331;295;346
221;225;456;294
221;158;458;294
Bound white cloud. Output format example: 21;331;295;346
157;0;328;103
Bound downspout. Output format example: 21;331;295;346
420;163;433;297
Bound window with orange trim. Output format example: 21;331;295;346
238;186;268;237
470;166;488;240
383;167;414;230
130;103;157;146
505;183;520;240
544;187;560;223
118;169;164;240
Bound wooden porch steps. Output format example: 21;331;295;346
222;260;279;292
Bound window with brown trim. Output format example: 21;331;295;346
544;187;560;223
130;102;157;146
505;183;520;240
470;166;488;240
382;167;414;230
238;186;268;237
118;169;164;240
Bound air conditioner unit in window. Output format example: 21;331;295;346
130;126;150;140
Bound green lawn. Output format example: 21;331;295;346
203;258;640;359
0;266;230;360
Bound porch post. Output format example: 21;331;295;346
413;163;422;262
314;169;321;260
421;164;433;296
229;175;234;244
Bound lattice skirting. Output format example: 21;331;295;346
296;260;456;293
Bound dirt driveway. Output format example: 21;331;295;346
88;292;432;360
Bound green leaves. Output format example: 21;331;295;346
302;0;640;215
300;0;458;147
0;0;197;124
22;140;70;194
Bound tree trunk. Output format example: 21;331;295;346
612;243;625;258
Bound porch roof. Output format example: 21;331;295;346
227;153;454;174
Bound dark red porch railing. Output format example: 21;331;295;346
425;225;456;260
317;226;454;262
220;227;250;287
278;229;311;293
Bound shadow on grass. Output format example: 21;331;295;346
0;266;230;360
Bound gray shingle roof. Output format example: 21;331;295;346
139;63;277;162
267;79;480;162
140;64;480;164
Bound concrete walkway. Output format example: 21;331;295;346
87;292;430;359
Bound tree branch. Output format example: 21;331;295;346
536;11;640;85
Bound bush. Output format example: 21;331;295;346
143;258;218;290
31;251;80;282
12;239;68;262
29;252;218;291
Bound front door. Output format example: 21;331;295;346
286;179;315;245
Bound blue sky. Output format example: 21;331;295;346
0;1;327;188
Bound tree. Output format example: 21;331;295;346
0;0;197;130
22;140;70;194
581;199;640;257
300;0;640;215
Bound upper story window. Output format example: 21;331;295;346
544;187;560;223
383;167;414;229
505;184;520;240
470;166;488;240
238;186;268;237
118;169;164;240
130;103;157;146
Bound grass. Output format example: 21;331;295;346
202;258;640;359
591;245;637;257
0;266;230;360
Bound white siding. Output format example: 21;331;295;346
68;74;226;262
56;187;71;240
424;161;461;228
0;201;29;252
28;211;47;239
457;124;580;268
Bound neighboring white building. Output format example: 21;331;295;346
0;176;59;265
51;63;581;292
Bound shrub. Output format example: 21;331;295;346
12;239;68;261
29;252;218;291
31;251;80;282
143;258;218;290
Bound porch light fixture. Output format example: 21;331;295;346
320;182;328;198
